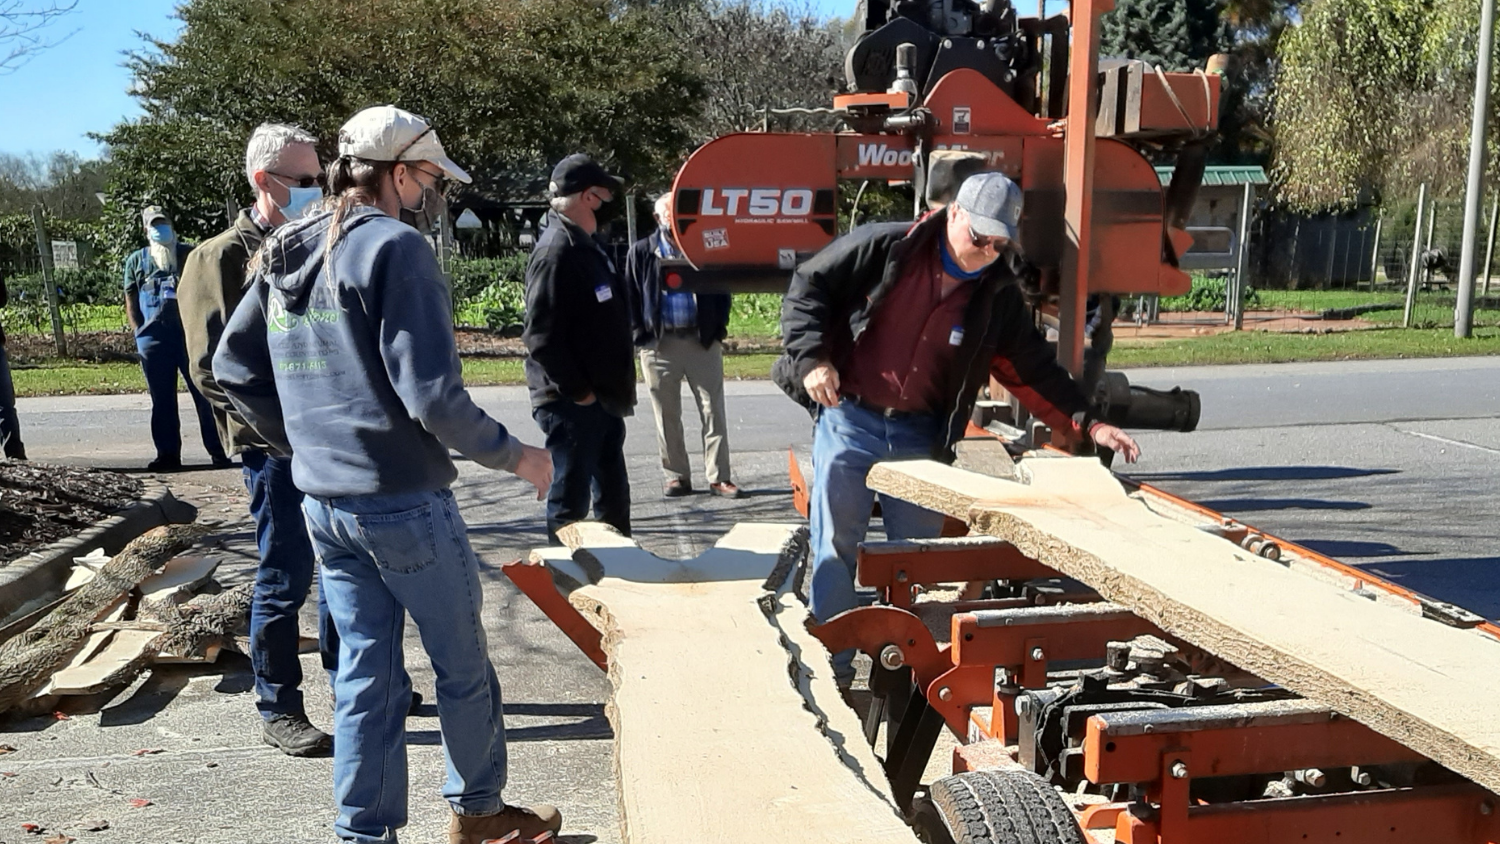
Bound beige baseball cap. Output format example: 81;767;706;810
337;105;472;184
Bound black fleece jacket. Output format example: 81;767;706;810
522;211;637;417
622;231;731;349
775;208;1095;461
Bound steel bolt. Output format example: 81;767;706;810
1030;647;1045;662
1015;695;1031;716
1170;761;1189;779
1351;767;1372;787
879;645;905;671
1295;768;1327;788
938;686;953;702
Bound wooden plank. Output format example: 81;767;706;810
537;522;916;844
866;457;1500;795
138;555;219;604
48;629;159;695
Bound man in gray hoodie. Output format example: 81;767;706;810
214;106;560;844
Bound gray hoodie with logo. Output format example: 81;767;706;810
213;205;520;499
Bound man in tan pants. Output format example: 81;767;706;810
624;195;741;498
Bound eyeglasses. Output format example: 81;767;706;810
966;222;1006;251
269;171;328;190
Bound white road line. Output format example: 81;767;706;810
1396;428;1500;456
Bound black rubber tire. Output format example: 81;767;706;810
922;769;1085;844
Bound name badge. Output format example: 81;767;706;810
595;284;613;303
949;326;964;346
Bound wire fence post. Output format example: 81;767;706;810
1368;211;1383;290
29;204;67;357
1456;0;1496;337
1231;181;1253;330
1404;183;1427;327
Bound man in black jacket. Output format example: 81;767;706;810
624;194;741;499
524;154;636;542
0;272;24;460
775;172;1140;684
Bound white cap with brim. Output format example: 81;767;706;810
337;105;472;184
955;171;1023;242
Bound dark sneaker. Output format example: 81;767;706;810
663;478;691;498
448;804;563;844
709;481;744;499
211;455;235;469
147;456;182;473
263;713;332;758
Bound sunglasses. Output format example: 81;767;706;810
966;221;1006;250
269;171;328;189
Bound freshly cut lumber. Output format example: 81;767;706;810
47;629;160;694
0;523;206;715
867;457;1500;794
538;522;916;844
138;555;219;604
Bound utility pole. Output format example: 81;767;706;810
29;205;67;357
1230;181;1254;330
1483;195;1499;297
1404;183;1427;327
1457;0;1497;337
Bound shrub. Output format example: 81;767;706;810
450;254;529;329
1158;274;1260;313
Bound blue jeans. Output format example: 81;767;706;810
135;315;226;462
243;449;336;719
0;344;24;459
532;400;630;544
809;400;948;682
303;488;507;844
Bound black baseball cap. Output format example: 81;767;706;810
549;154;622;197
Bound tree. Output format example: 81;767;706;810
0;0;76;73
0;151;109;218
1272;0;1490;211
1100;0;1230;71
99;0;705;245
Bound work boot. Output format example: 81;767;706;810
262;713;332;758
146;455;182;473
448;804;563;844
663;478;691;498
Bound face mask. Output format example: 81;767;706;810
399;171;445;233
276;183;324;221
148;223;174;244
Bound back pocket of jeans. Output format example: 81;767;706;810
355;505;439;575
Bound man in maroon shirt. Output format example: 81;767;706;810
775;172;1139;685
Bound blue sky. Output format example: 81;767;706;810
0;0;1061;160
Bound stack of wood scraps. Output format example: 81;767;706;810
0;523;253;717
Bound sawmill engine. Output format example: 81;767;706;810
846;0;1035;100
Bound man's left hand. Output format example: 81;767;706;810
1089;423;1140;463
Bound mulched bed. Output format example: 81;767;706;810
0;461;142;566
9;330;138;365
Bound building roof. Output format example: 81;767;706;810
1155;165;1269;187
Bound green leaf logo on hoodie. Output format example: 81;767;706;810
268;294;293;334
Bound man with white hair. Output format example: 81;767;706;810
123;206;229;472
179;123;337;757
623;193;740;498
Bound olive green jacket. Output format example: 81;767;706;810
179;209;269;454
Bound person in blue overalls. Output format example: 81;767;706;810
123;205;229;472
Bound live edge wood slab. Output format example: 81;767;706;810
866;456;1500;796
532;522;918;844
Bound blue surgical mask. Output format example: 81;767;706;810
147;223;174;244
278;185;323;220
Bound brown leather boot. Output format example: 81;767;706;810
447;804;563;843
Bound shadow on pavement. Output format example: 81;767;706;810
1133;466;1401;482
1362;556;1500;619
1196;497;1372;512
1292;539;1412;558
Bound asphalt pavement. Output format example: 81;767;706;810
1;355;1497;843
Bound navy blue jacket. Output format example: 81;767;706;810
622;230;731;349
213;206;522;498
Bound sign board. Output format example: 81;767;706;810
51;240;79;270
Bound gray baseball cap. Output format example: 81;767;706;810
954;172;1023;242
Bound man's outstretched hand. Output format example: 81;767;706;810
514;444;554;500
1090;423;1141;463
803;362;841;408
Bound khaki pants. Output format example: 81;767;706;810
640;333;731;485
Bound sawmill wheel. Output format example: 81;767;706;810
913;770;1085;844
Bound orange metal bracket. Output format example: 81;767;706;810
809;606;950;692
1115;783;1500;844
857;538;1057;607
501;559;607;671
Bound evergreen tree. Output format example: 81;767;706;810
1100;0;1230;71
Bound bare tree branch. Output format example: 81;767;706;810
0;0;80;74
